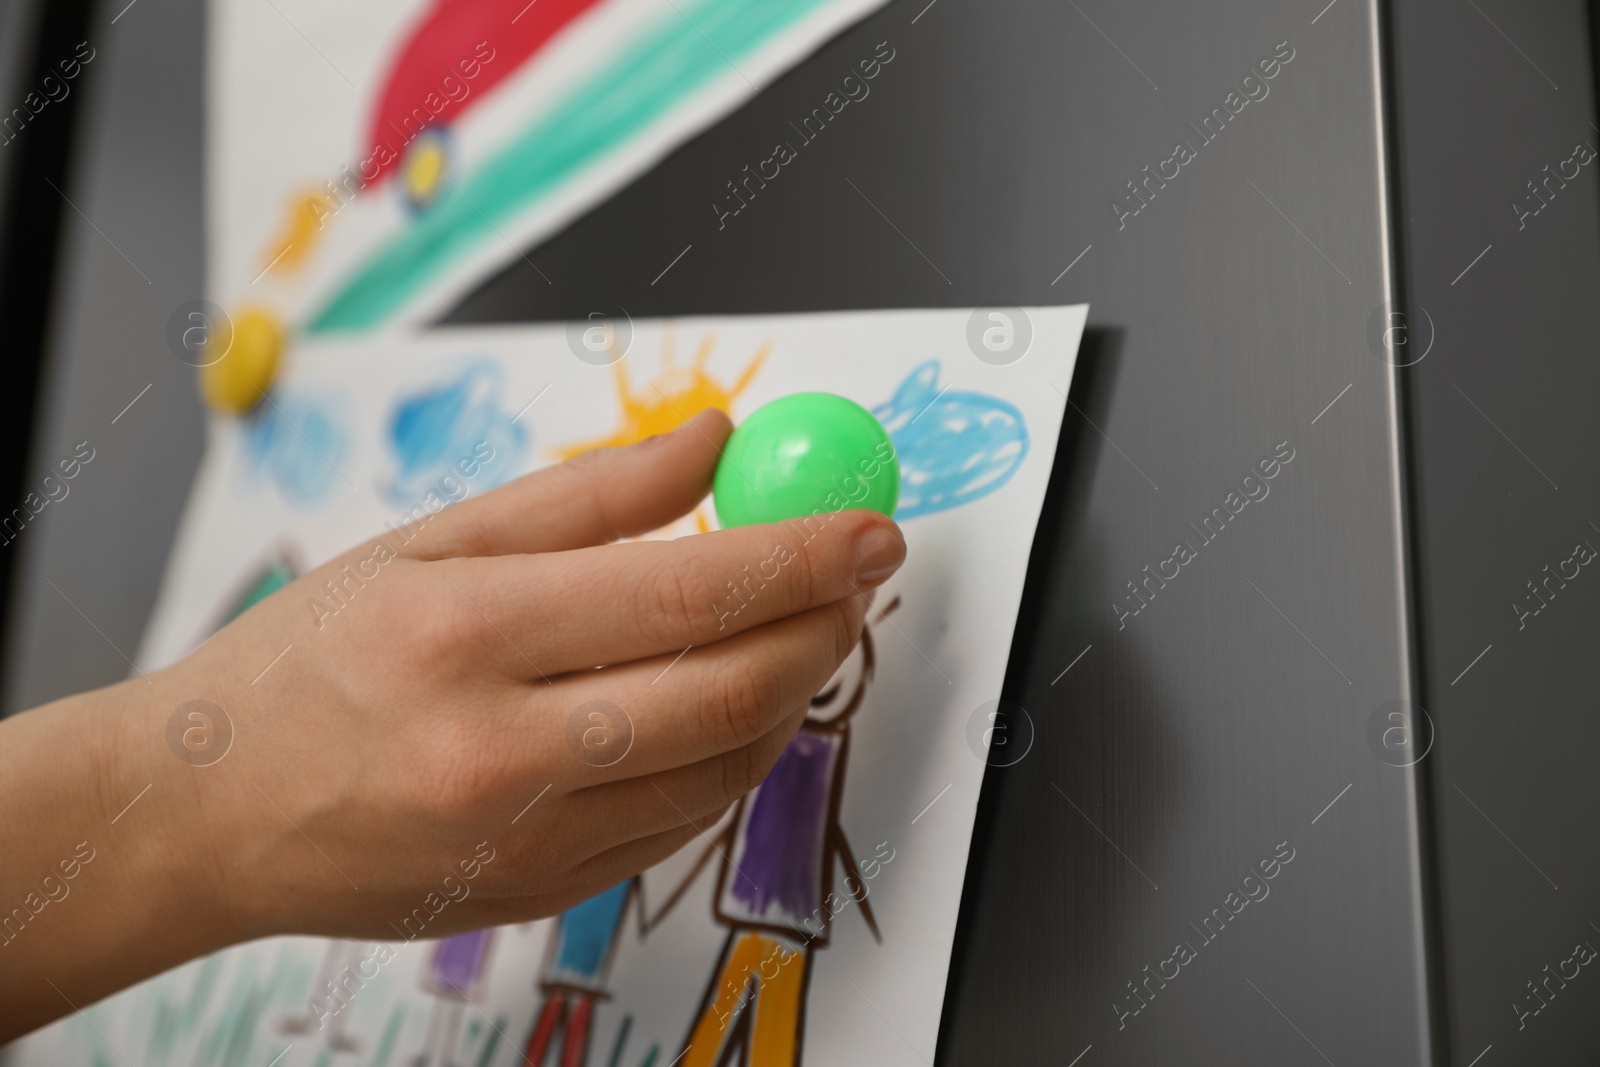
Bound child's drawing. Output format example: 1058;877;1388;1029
560;326;767;458
362;0;605;211
648;598;899;1067
279;940;367;1054
304;0;895;333
521;878;646;1067
559;326;766;532
260;190;329;277
411;929;496;1067
385;361;528;506
873;361;1029;520
239;391;350;507
261;0;607;275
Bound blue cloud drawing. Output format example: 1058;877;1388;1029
240;392;349;508
385;361;528;506
873;361;1030;520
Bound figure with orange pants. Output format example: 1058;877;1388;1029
650;603;899;1067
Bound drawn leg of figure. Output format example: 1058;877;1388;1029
439;1001;467;1067
282;940;349;1033
681;932;768;1067
747;942;805;1067
522;993;565;1067
559;995;592;1067
411;998;446;1067
324;942;366;1053
324;988;360;1051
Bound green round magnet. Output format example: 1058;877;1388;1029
713;393;899;528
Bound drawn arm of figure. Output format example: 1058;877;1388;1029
831;824;882;944
629;874;650;940
641;818;735;933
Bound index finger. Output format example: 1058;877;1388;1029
453;508;904;676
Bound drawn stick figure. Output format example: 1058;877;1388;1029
520;877;661;1067
649;599;900;1067
280;938;366;1053
413;928;496;1067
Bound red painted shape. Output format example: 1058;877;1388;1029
523;994;564;1067
559;996;592;1067
360;0;605;185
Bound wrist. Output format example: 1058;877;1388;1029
88;669;248;950
0;671;246;1038
113;662;265;947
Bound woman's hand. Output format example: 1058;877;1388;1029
0;409;905;1040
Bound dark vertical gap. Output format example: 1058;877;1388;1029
934;327;1116;1063
1374;0;1453;1063
0;0;98;708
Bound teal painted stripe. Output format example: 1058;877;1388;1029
365;1006;406;1067
308;0;834;333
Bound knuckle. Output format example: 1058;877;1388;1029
718;742;765;801
409;504;489;562
644;552;718;637
412;719;510;814
722;728;791;802
394;585;482;670
787;533;821;607
828;598;860;667
702;656;784;749
435;509;495;560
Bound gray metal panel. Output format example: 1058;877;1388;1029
1391;1;1600;1063
446;1;1434;1062
0;0;206;715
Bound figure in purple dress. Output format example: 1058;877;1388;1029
650;598;901;1067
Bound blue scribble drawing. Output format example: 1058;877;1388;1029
385;361;528;506
873;361;1029;520
240;392;349;507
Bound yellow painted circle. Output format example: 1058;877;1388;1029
200;307;282;414
404;138;448;205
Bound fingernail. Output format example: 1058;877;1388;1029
853;524;905;586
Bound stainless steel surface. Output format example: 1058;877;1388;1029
1392;2;1600;1064
0;0;207;715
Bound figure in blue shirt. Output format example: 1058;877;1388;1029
521;879;649;1067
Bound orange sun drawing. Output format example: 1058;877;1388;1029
559;323;769;532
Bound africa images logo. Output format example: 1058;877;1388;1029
165;700;234;767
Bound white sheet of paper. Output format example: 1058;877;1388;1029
12;305;1084;1065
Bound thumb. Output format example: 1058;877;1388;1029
398;408;733;561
